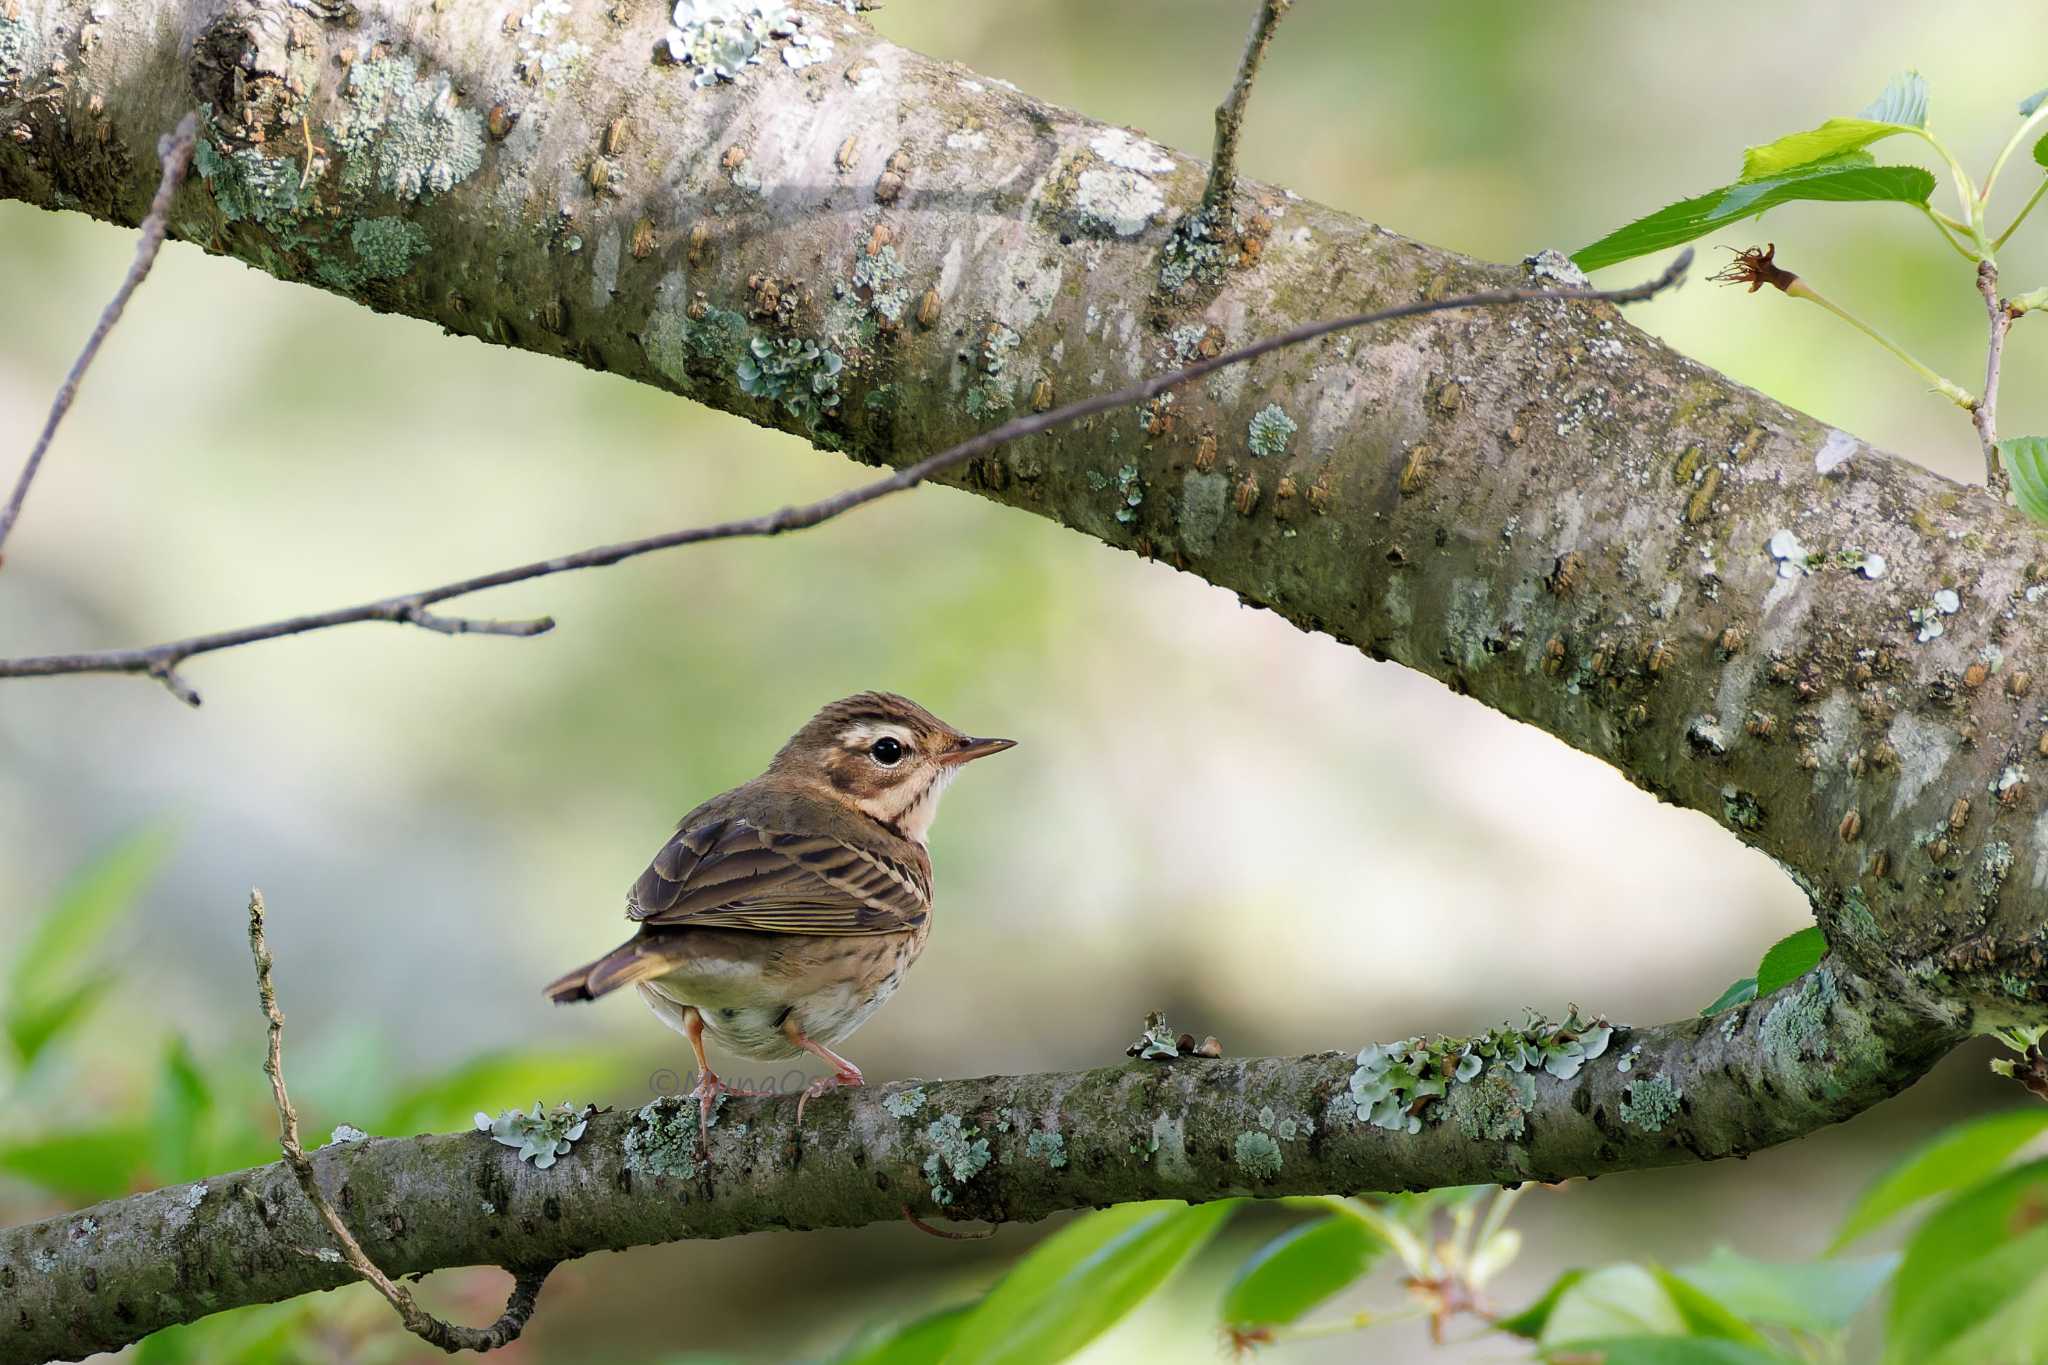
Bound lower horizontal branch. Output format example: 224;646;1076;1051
0;961;1958;1363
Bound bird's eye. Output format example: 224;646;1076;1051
870;737;904;765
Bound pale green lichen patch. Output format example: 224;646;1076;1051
316;215;429;288
474;1101;591;1169
1233;1130;1283;1179
852;244;908;322
0;10;41;77
1619;1074;1681;1132
516;0;589;93
1113;464;1143;526
881;1086;927;1119
1025;1130;1068;1168
1448;1069;1528;1141
1179;472;1230;557
193;121;314;230
642;299;750;392
1248;403;1297;457
737;334;844;425
1758;965;1880;1097
623;1099;699;1179
335;57;485;202
923;1114;991;1206
1345;1008;1609;1133
663;0;802;85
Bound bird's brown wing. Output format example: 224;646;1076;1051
627;816;930;935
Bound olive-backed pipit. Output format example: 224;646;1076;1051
545;692;1013;1137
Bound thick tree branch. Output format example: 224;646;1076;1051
0;110;195;563
0;962;1963;1363
0;255;1688;704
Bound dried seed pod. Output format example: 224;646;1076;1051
721;144;748;171
1746;712;1776;739
604;115;631;155
1964;662;1989;689
1871;848;1890;879
1307;467;1334;513
1541;636;1566;676
1233;471;1261;516
915;286;942;328
1398;443;1433;495
1193;431;1218;473
688;220;711;267
867;222;894;255
1950;797;1971;835
1718;625;1745;657
2012;671;2034;698
1839;809;1862;842
1547;551;1582;596
835;134;858;171
1030;377;1054;413
630;217;656;259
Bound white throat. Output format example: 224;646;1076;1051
862;765;957;846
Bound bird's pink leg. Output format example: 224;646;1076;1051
680;1007;771;1145
782;1016;865;1123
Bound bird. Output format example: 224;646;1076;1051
544;692;1014;1140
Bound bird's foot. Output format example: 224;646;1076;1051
794;1062;865;1124
688;1071;773;1146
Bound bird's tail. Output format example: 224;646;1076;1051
544;937;674;1004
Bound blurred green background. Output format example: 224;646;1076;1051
3;1;2045;1360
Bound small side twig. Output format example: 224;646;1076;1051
0;250;1691;705
1973;260;2016;497
1201;0;1294;220
0;112;199;566
248;890;554;1354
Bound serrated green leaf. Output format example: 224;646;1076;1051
941;1200;1234;1364
1573;157;1936;272
1699;978;1758;1017
1221;1214;1384;1328
1888;1158;2048;1350
1678;1248;1897;1334
1754;927;1827;996
1546;1339;1793;1365
1835;1108;2048;1249
2002;439;2048;527
2036;136;2048;170
1740;121;1917;181
1498;1269;1586;1339
1738;74;1926;180
833;1303;974;1365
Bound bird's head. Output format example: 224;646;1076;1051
771;691;1014;844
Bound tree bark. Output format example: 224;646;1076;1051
0;968;1959;1363
0;0;2036;1353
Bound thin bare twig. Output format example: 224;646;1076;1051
248;890;555;1354
1972;260;2017;497
1201;0;1294;220
0;113;199;565
0;250;1693;705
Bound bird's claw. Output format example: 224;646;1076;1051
794;1066;864;1124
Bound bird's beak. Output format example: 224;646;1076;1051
938;735;1017;766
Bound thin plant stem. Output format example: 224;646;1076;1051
1786;281;1975;408
1983;104;2048;206
1994;176;2048;251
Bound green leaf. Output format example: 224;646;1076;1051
1572;156;1936;273
1498;1269;1586;1338
1836;1108;2048;1249
4;826;174;1063
1542;1264;1687;1348
1889;1220;2048;1364
1654;1268;1768;1345
1888;1158;2048;1351
1738;75;1925;179
2034;136;2048;170
941;1200;1235;1364
1699;978;1758;1017
1545;1339;1792;1365
1754;927;1827;996
1677;1248;1897;1335
833;1304;973;1365
2002;438;2048;527
2022;87;2048;118
150;1035;215;1182
1221;1214;1384;1328
0;1125;152;1202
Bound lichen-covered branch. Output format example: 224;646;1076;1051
0;254;1689;703
0;964;1961;1363
9;0;2047;1024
